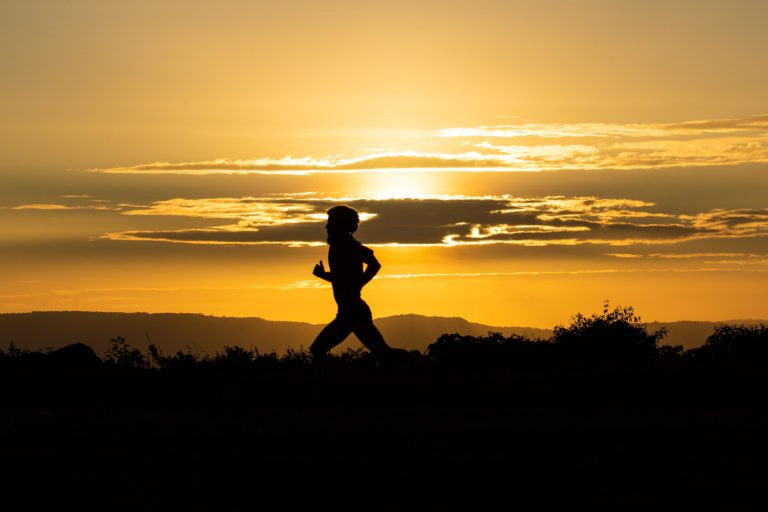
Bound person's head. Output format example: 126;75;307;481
326;205;359;236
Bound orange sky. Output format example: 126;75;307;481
2;1;768;327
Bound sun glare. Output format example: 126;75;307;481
364;170;439;199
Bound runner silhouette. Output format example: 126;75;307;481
310;205;411;366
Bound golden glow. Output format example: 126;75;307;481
3;2;768;327
362;170;439;199
90;115;768;174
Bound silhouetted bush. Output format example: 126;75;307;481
145;343;374;374
426;331;552;372
7;304;768;383
46;343;102;369
0;341;45;370
329;347;378;368
278;346;313;370
7;341;27;357
252;350;281;371
686;324;768;369
552;302;666;367
104;336;147;368
148;344;208;370
425;303;669;373
212;345;258;368
0;342;102;371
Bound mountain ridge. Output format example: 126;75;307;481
1;311;765;356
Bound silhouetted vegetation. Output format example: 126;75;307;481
1;303;764;380
552;302;667;366
426;331;553;372
425;302;682;376
3;303;767;509
686;323;768;368
104;336;147;368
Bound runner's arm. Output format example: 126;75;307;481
361;253;381;287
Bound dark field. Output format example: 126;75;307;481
3;308;768;510
3;370;767;510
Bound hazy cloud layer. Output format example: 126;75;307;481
93;153;515;175
92;115;768;174
101;195;768;248
435;114;768;139
10;203;115;211
271;266;768;290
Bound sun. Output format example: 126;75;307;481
362;170;439;199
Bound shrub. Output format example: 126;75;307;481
148;344;208;370
552;301;666;366
686;324;768;368
280;346;313;369
213;345;257;367
104;336;147;368
426;331;547;370
329;347;377;368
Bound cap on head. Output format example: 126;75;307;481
327;205;359;234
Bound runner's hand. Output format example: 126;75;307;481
312;260;326;278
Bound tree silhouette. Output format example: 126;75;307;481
552;301;666;367
687;323;768;370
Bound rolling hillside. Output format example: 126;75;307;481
1;311;764;356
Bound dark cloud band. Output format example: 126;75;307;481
101;196;768;247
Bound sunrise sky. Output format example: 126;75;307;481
2;0;768;327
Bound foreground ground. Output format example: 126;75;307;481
2;366;766;511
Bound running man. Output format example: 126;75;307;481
310;205;411;365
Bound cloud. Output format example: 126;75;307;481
100;195;768;248
11;203;115;211
122;198;330;224
93;152;519;175
471;137;768;170
692;209;768;237
11;204;74;210
435;114;768;139
604;252;768;268
267;267;768;290
89;114;768;174
605;252;761;259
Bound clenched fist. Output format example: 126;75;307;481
312;260;328;279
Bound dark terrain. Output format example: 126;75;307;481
2;311;762;355
2;306;767;509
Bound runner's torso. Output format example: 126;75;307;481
328;234;373;306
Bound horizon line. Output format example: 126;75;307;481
2;309;767;331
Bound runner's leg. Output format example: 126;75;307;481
350;301;408;362
310;316;353;360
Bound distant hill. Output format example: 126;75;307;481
0;311;765;356
370;314;551;350
0;312;317;356
0;311;549;357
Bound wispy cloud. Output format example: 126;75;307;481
692;209;768;235
268;267;768;290
12;204;74;210
605;252;761;259
473;137;768;170
604;252;768;267
123;198;327;224
90;114;768;174
93;152;519;175
11;203;115;211
435;114;768;139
